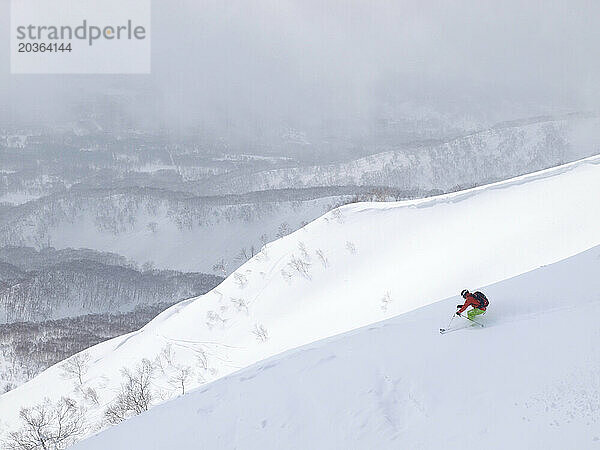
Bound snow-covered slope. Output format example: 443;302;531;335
1;155;599;442
74;245;600;450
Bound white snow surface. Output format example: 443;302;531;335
75;244;600;449
1;155;599;443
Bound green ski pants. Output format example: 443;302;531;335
467;308;486;320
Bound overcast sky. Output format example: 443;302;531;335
1;0;599;143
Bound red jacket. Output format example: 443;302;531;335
457;294;486;314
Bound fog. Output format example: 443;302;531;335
1;0;599;148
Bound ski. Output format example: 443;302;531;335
457;313;485;327
466;317;485;327
467;319;485;328
440;326;464;334
439;323;472;334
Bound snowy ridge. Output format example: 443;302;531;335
74;245;600;449
0;155;599;442
214;115;600;194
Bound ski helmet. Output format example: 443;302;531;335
461;289;469;297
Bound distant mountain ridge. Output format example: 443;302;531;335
205;114;600;194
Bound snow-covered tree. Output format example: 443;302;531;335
104;359;155;425
61;353;90;386
6;397;86;450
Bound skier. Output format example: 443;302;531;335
456;289;488;321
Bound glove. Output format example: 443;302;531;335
456;312;461;317
456;304;463;309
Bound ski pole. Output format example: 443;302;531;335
445;314;456;330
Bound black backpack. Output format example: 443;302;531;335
472;291;489;309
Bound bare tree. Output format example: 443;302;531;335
61;352;90;386
78;386;99;406
196;348;208;371
233;272;248;289
252;324;269;343
258;234;270;258
331;208;344;223
276;222;291;239
6;397;85;450
381;291;393;312
168;365;193;396
153;346;194;396
154;344;174;375
235;245;257;261
288;255;312;280
230;297;249;314
235;247;249;263
206;310;227;329
104;359;155;425
212;258;227;277
315;249;328;268
298;241;310;260
260;234;269;247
